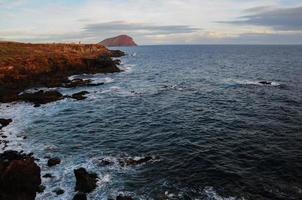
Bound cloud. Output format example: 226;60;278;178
219;6;302;31
83;21;200;36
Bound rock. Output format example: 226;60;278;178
110;50;126;57
53;188;65;195
63;79;104;88
99;35;137;47
42;173;53;178
74;167;98;193
71;91;89;100
259;81;272;85
18;90;64;106
0;118;12;128
63;79;91;88
98;158;115;166
37;185;45;193
73;192;87;200
47;157;61;167
116;194;134;200
0;151;41;200
120;156;153;167
0;42;121;104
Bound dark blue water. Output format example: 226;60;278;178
5;45;302;200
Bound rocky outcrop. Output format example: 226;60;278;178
71;91;89;101
0;151;42;200
0;42;124;103
119;156;153;167
0;118;12;129
47;157;61;167
259;81;272;85
99;35;137;47
74;167;98;193
19;90;64;107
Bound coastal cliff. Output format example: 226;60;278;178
99;35;137;47
0;42;124;103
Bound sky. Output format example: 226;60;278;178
0;0;302;44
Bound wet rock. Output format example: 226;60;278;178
116;194;134;200
259;81;272;85
120;156;153;167
0;118;12;128
63;79;91;88
47;157;61;167
18;90;64;106
110;50;126;57
37;185;45;193
0;151;41;200
42;173;53;178
74;167;98;193
73;192;87;200
53;188;65;195
63;78;105;88
97;158;115;166
71;91;89;100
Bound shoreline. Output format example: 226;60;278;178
0;42;125;104
0;42;134;200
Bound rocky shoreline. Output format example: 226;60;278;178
0;42;144;199
0;42;125;104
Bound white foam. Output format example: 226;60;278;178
225;79;281;87
203;187;244;200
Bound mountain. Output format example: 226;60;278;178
99;35;137;47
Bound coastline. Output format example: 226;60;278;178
0;42;132;200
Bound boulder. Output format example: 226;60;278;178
0;151;41;200
74;167;98;193
71;91;89;101
0;118;12;129
259;81;272;85
73;192;87;200
18;90;64;107
120;156;153;167
47;157;61;167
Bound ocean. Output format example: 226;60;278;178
1;45;302;200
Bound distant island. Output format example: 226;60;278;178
99;35;137;47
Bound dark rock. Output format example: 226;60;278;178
74;167;98;193
116;194;134;200
73;192;87;200
42;173;53;178
63;79;91;88
37;185;45;193
18;90;64;106
110;50;126;57
71;91;89;101
53;188;65;195
0;151;41;200
0;118;12;129
120;156;153;167
47;157;61;167
259;81;272;85
98;158;114;166
114;59;122;65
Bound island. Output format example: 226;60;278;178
99;35;137;47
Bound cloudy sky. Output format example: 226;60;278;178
0;0;302;44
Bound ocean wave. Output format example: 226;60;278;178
225;79;281;87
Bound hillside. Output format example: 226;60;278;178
99;35;137;47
